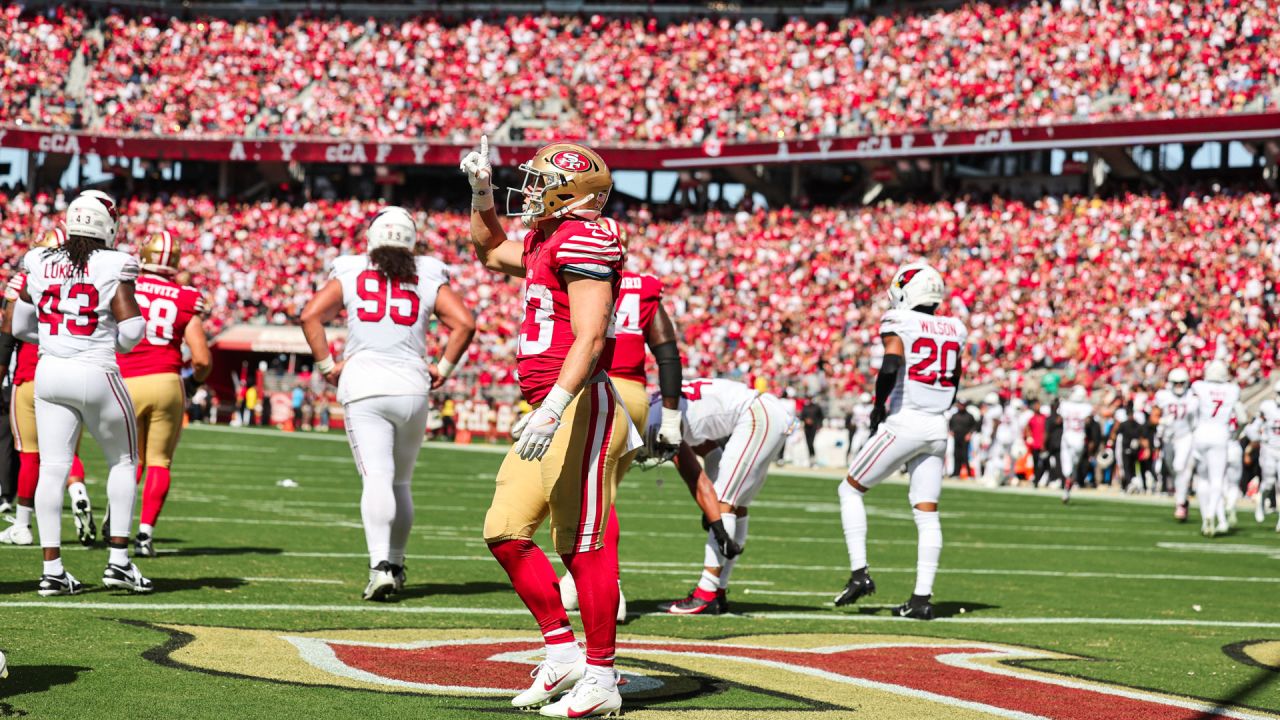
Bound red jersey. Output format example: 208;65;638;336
516;219;625;404
117;273;206;378
4;273;38;385
608;271;662;384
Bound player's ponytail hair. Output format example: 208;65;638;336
56;235;106;277
369;246;417;285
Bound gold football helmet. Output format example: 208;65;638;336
505;143;611;227
35;225;67;249
139;230;181;275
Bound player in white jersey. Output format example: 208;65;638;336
14;191;149;596
980;393;1015;486
651;377;795;615
1057;386;1093;503
1250;382;1280;528
1188;361;1240;537
301;207;476;600
835;262;968;621
1223;404;1247;529
848;393;873;462
1153;368;1196;521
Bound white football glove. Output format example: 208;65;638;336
513;385;575;462
459;135;494;211
656;407;683;449
510;411;532;440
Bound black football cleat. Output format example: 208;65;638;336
833;569;876;607
659;587;724;615
716;588;731;614
895;594;935;620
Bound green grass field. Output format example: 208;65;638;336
1;424;1277;719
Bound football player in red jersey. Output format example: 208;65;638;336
462;137;639;718
0;227;96;547
116;230;211;557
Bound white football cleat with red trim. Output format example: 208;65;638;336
539;674;621;718
512;656;585;709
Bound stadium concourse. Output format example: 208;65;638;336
1;189;1277;399
2;2;1279;141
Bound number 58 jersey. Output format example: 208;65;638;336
23;246;139;370
117;274;206;378
332;254;449;404
879;308;968;416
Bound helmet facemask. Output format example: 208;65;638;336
504;144;611;228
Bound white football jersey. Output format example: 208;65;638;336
1153;388;1194;437
1058;400;1093;440
879;308;968;415
332;255;450;404
852;403;872;431
980;405;1002;439
656;377;758;446
1189;380;1241;436
1255;400;1280;449
22;247;138;370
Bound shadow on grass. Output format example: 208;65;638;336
161;546;283;558
0;663;90;714
839;600;1001;618
391;581;510;602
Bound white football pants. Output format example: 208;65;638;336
711;394;793;509
344;394;430;566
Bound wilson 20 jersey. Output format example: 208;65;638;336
610;271;662;384
332;254;450;404
1190;380;1241;437
23;247;139;369
517;220;625;404
117;274;206;378
1153;388;1195;438
879;308;969;416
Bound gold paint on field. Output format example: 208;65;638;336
1242;641;1280;670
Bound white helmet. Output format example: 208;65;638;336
858;392;872;404
887;261;944;310
366;206;417;251
1168;367;1190;395
65;190;119;246
1204;360;1229;384
983;392;999;405
1070;386;1088;403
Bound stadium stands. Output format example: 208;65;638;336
3;2;1279;143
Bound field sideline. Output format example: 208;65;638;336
0;425;1276;719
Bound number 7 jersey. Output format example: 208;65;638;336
879;308;968;415
117;273;206;378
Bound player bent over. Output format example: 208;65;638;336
463;138;639;717
834;262;968;620
301;207;475;600
17;191;150;595
117;230;212;556
654;378;794;615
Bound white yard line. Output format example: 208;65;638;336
1;600;1275;628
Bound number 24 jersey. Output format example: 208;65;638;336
117;274;206;378
879;308;969;416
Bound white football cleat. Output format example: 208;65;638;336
560;572;579;611
0;523;33;546
1258;498;1267;524
38;571;83;597
539;674;622;718
616;581;627;624
0;648;7;679
363;562;396;602
1226;504;1238;528
512;656;585;709
73;498;96;546
103;562;153;593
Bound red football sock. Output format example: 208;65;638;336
135;464;146;484
70;455;85;481
140;467;172;527
16;452;38;501
561;547;618;668
603;506;620;580
489;539;575;645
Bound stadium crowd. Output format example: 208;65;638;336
1;188;1276;399
3;1;1279;143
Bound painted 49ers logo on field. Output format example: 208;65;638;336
133;624;1275;719
550;151;590;173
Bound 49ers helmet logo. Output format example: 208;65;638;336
550;151;590;173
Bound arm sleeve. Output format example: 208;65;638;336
115;314;145;353
0;332;15;367
11;301;38;343
652;341;682;402
875;352;903;408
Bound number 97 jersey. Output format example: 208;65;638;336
117;274;206;378
879;308;968;416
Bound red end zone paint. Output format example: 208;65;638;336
324;638;1249;719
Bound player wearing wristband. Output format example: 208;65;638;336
301;206;475;600
462;138;641;718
